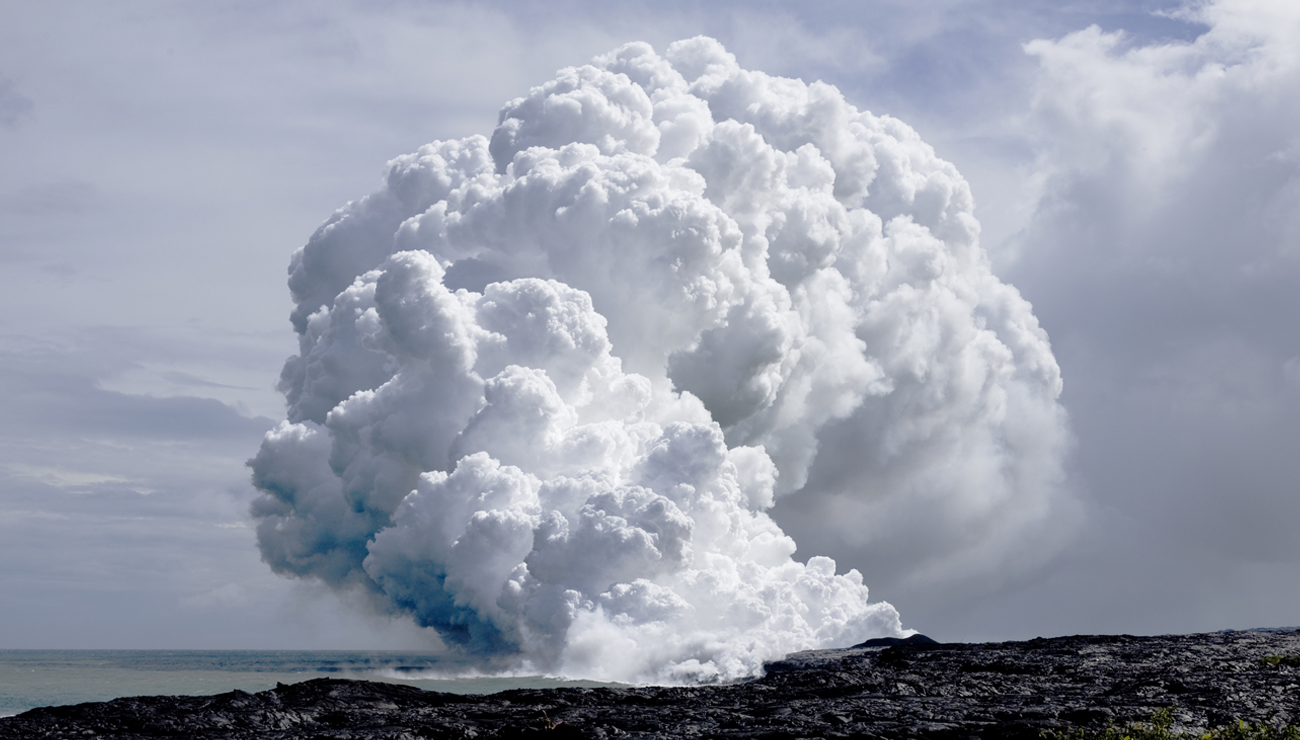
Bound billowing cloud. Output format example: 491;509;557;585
250;37;1071;682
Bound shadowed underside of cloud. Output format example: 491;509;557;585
249;37;1073;683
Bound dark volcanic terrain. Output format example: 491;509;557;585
3;629;1297;739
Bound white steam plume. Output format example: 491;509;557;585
249;37;1068;682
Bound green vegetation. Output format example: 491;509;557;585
1261;654;1300;668
1045;708;1300;740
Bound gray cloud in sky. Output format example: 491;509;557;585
0;180;96;216
0;334;272;646
1;0;1297;657
0;327;448;650
0;77;33;128
966;0;1300;636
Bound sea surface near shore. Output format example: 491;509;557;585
0;650;618;717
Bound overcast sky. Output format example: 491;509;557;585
2;0;1297;651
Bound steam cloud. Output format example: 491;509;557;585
249;38;1067;682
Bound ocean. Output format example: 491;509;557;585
0;650;620;717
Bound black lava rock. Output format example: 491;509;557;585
3;629;1298;739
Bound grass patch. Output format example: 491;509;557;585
1261;654;1300;669
1045;708;1300;740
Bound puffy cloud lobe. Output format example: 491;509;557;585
251;37;1070;681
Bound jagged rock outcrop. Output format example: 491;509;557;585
3;629;1297;739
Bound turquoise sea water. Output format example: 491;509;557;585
0;650;619;717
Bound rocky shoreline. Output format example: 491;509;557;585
3;629;1297;739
